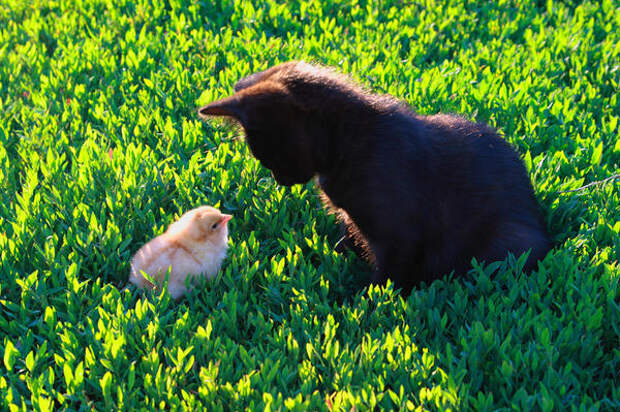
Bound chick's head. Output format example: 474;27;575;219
192;206;232;245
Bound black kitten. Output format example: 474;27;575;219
199;61;551;291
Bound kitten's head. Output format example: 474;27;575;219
198;61;388;186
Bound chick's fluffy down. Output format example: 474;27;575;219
130;206;231;299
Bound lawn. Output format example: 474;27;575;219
1;0;618;410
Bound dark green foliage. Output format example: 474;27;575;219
0;0;618;410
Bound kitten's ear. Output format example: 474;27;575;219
234;71;267;92
199;82;291;123
234;61;298;92
198;95;244;121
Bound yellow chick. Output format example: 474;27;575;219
129;206;232;299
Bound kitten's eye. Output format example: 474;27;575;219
211;223;218;229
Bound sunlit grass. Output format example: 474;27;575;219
0;0;618;409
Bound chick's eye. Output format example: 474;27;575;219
211;223;218;229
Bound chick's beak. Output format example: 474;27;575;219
220;214;232;225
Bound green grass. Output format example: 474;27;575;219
1;0;618;410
